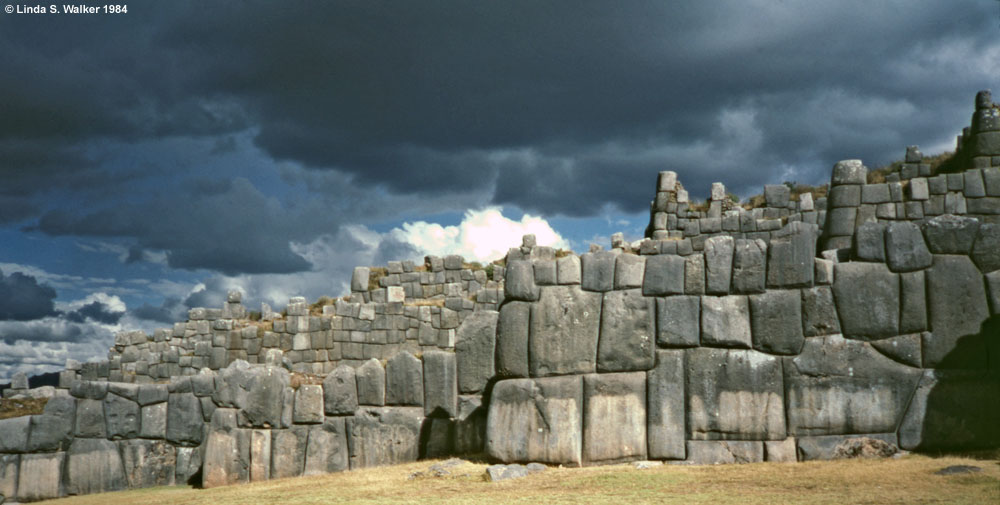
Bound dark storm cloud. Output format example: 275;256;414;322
64;300;124;325
130;297;186;325
0;269;58;321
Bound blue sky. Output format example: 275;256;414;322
1;0;999;380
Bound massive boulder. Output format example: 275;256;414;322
485;376;583;466
528;286;601;377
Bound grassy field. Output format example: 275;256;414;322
38;454;999;505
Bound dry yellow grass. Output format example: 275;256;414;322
0;396;47;420
36;454;999;505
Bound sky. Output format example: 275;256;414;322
0;0;998;381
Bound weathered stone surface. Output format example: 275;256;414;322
831;160;867;185
0;417;29;452
703;236;734;294
642;254;685;296
347;407;423;469
899;272;927;333
422;351;457;417
800;286;840;336
921;214;980;254
870;333;922;368
557;254;581;285
684;254;705;294
356;358;386;406
323;365;358;415
240;366;289;428
732;239;767;293
614;254;645;289
73;398;106;439
456;311;498;393
384;352;423;406
70;380;108;400
496;301;530;377
899;370;1000;451
138;402;167;439
824;207;857;237
454;395;486;454
685;441;764;464
686;348;785;440
202;409;250;488
784;335;921;436
795;433;898;461
765;184;790;207
25;413;72;452
885;221;932;272
656;295;700;347
767;222;816;288
989;271;1000;314
504;260;540;301
0;454;17;502
765;438;798;462
580;251;616;292
137;384;168;406
175;446;203;486
700;296;751;349
249;430;270;482
104;393;140;440
749;290;804;355
271;425;309;479
293;384;325;423
65;438;127;496
119;439;176;488
166;392;204;446
829;184;861;207
485;376;583;466
832;262;899;340
304;419;349;476
647;350;685;460
853;222;886;262
971;223;1000;273
583;373;646;463
351;267;370;292
924;255;990;368
597;289;655;372
529;286;601;377
17;452;64;502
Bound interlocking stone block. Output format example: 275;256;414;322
647;350;685;460
885;221;932;272
583;373;646;463
597;289;655;372
323;364;358;415
921;214;980;254
831;160;867;185
614;254;645;289
700;295;751;348
656;295;701;347
642;254;685;296
686;348;785;440
732;239;766;293
529;286;601;377
456;310;498;393
581;251;617;292
832;262;899;340
504;260;540;301
767;222;816;288
486;376;583;466
704;236;735;294
496;301;530;378
853;222;886;262
356;358;386;406
749;290;804;355
924;255;990;368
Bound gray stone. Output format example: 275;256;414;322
582;373;646;463
989;271;1000;314
356;358;386;406
767;222;816;288
972;131;1000;156
166;392;204;446
984;167;1000;196
74;398;106;438
293;384;325;423
853;222;885;262
828;185;861;207
832;262;899;340
861;183;890;204
765;438;798;462
614;254;645;289
140;402;167;438
731;239;766;293
685;441;764;464
831;160;867;185
104;393;140;439
532;259;556;285
485;376;583;466
119;439;176;488
825;207;857;236
485;464;532;481
385;352;423;406
249;429;270;482
703;236;735;294
581;251;617;292
496;302;530;378
70;380;108;400
17;453;64;502
684;254;705;294
801;286;841;336
202;409;251;488
642;254;685;296
65;438;127;496
921;214;980;254
965;170;987;197
686;348;785;440
504;260;540;301
784;335;921;436
0;417;29;452
700;295;751;349
597;289;655;372
899;272;927;333
909;178;929;200
454;395;486;454
924;255;990;368
898;370;1000;451
422;351;457;417
175;446;203;486
0;454;17;502
137;384;168;406
456;310;498;393
304;419;349;475
323;364;358;415
947;173;965;191
870;333;922;368
240;365;289;428
749;290;804;355
971;223;1000;273
529;286;601;377
347;407;423;469
271;425;309;479
885;221;932;272
556;255;581;285
764;185;790;207
657;171;678;191
656;295;701;347
795;433;898;461
422;417;453;458
647;350;685;460
814;258;834;285
351;267;370;292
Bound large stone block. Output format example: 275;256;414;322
731;239;767;293
898;370;1000;451
921;214;980;254
104;392;140;440
385;351;423;406
0;414;30;453
795;433;898;461
485;376;583;466
971;223;1000;273
870;333;922;368
175;446;203;486
801;286;840;336
293;384;325;423
829;184;861;207
597;289;655;372
642;254;685;296
456;310;498;393
304;419;349;475
557;254;582;284
767;222;816;288
496;301;530;377
581;251;617;292
239;365;289;428
832;262;899;340
0;454;17;502
749;290;804;355
700;295;751;349
249;430;271;482
824;207;857;237
166;392;204;446
271;425;309;479
323;364;358;415
65;438;127;496
119;439;176;488
347;407;423;469
529;286;601;377
686;348;785;440
504;260;540;301
454;395;487;454
614;254;645;289
17;452;64;502
704;236;735;294
356;358;386;406
900;272;927;333
351;267;370;292
583;373;646;463
831;160;867;185
924;255;990;368
74;398;106;439
647;350;685;460
853;222;886;262
26;414;72;452
765;184;791;207
685;441;764;464
885;221;932;272
784;335;921;436
422;350;457;417
202;409;250;488
656;295;700;347
684;254;705;294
